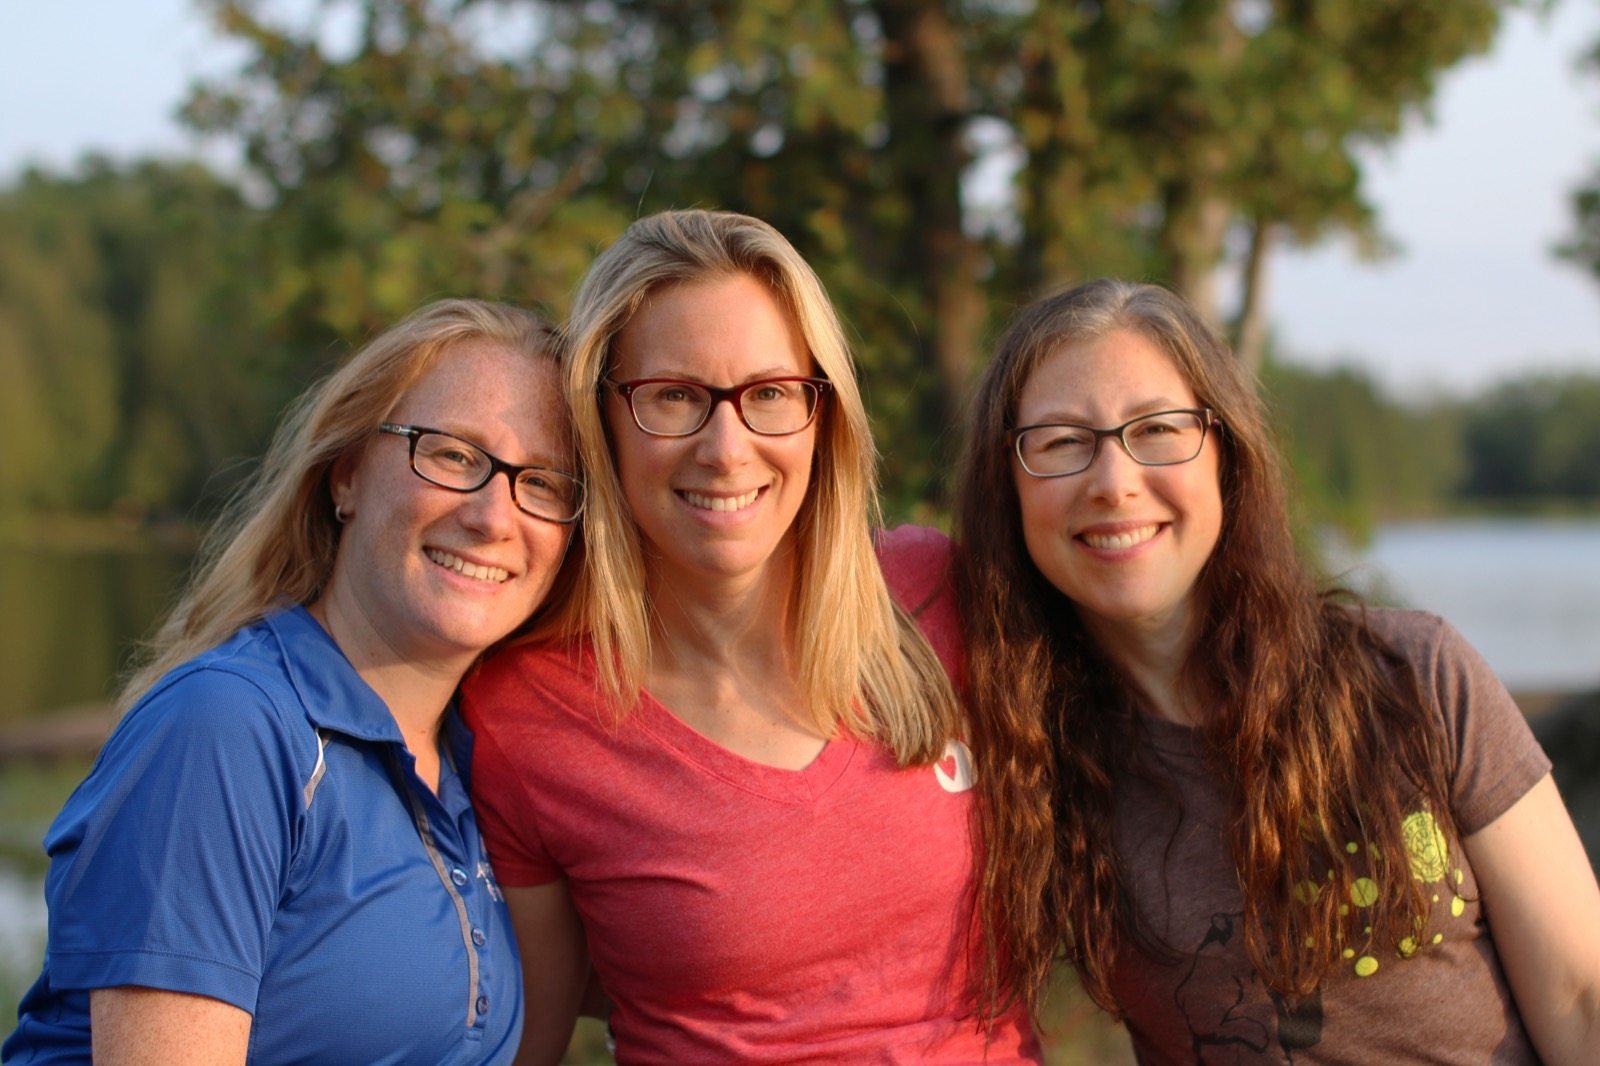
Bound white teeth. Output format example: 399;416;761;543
681;489;760;513
1081;524;1160;551
425;548;510;583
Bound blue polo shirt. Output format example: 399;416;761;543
3;606;522;1064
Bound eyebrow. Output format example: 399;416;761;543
1025;396;1188;425
417;423;569;468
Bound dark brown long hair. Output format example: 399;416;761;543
956;279;1457;1021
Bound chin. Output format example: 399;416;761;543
420;607;523;657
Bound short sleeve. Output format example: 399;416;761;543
461;677;562;887
874;524;965;685
41;668;306;1013
1401;612;1553;835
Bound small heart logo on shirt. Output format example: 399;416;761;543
934;739;975;793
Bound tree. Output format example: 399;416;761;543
183;0;1521;506
0;158;266;517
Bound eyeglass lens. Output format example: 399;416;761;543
411;432;581;520
1016;411;1207;476
629;380;820;436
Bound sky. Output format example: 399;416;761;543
3;0;1599;398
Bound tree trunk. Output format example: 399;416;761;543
875;0;982;415
1160;145;1231;328
1232;217;1276;376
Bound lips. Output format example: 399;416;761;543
678;488;762;513
425;547;511;583
1078;523;1161;551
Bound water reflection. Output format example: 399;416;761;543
0;547;192;722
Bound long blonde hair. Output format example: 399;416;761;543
120;298;580;711
563;209;957;764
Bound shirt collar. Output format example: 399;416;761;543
266;604;406;745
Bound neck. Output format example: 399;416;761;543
1079;602;1198;726
646;546;797;682
307;584;465;755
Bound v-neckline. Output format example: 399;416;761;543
633;688;859;805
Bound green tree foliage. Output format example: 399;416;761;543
180;0;1517;507
1260;359;1462;538
1458;373;1600;502
0;159;270;518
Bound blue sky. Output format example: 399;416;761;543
4;0;1598;396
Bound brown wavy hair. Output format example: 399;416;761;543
955;279;1457;1021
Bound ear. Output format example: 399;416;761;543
328;445;365;520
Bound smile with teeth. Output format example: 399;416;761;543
425;547;510;584
679;488;762;513
1080;524;1161;551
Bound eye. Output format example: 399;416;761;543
654;385;695;404
748;383;788;402
1036;428;1091;450
434;446;477;466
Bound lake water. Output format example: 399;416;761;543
1325;517;1600;692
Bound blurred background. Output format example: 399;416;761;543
2;1;1597;1059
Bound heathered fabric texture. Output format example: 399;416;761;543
462;525;1040;1064
1107;609;1551;1064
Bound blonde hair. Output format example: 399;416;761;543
120;298;580;711
563;209;956;764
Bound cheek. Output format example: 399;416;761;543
606;428;664;515
522;525;574;597
1012;470;1059;541
787;429;819;484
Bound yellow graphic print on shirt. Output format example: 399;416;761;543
1402;811;1449;881
1335;810;1468;978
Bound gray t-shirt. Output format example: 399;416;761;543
1107;609;1552;1064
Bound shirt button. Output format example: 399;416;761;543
450;866;469;887
471;927;486;947
476;995;490;1017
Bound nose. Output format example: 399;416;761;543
457;470;523;538
1080;434;1143;506
692;397;753;469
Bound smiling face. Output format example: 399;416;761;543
1011;327;1223;641
325;338;575;667
605;272;818;593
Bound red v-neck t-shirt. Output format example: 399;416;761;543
461;526;1039;1063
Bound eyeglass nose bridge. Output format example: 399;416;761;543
1089;425;1144;469
691;390;749;436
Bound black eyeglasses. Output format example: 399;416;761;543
377;423;585;524
1010;408;1220;478
604;376;831;437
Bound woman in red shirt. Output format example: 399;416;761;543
462;210;1040;1063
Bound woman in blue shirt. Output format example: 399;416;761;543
4;299;585;1064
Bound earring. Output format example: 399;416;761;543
334;503;348;524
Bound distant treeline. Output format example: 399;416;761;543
1;158;1596;537
1263;363;1600;538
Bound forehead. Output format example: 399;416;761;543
1015;328;1197;423
391;337;568;451
611;273;811;380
